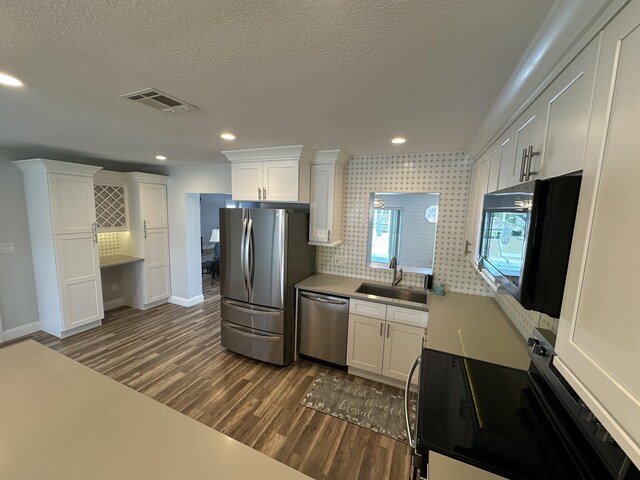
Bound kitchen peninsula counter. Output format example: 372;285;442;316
0;340;311;480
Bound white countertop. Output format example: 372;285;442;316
0;340;312;480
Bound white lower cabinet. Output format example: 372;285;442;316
143;228;171;304
347;299;427;385
346;314;385;373
54;233;104;330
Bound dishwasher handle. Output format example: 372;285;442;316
300;293;348;305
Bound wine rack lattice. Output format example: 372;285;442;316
94;184;126;229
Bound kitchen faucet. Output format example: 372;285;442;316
389;256;403;286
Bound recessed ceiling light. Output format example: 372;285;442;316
391;137;406;144
155;155;167;161
0;72;23;87
220;132;237;141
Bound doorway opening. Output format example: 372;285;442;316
200;194;233;298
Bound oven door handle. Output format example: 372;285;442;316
405;355;421;449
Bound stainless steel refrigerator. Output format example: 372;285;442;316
220;208;316;365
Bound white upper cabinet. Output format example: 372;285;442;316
464;153;490;265
231;161;264;201
494;34;601;191
308;150;350;247
49;173;96;235
140;182;168;229
555;1;640;466
224;145;313;203
538;35;601;179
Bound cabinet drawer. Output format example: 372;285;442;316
349;299;387;319
386;305;428;328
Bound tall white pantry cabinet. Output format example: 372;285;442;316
15;159;104;338
124;173;171;308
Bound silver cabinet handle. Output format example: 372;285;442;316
386;324;390;338
143;220;147;239
327;230;332;243
300;293;347;305
519;148;528;182
92;222;98;243
258;187;262;201
405;355;421;449
464;240;471;255
380;322;383;336
525;145;540;181
263;187;267;201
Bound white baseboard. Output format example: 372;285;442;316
3;321;41;342
104;298;125;311
169;295;204;308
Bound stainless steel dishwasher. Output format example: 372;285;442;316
298;291;350;366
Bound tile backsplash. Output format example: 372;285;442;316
316;152;493;296
98;232;120;257
494;292;560;338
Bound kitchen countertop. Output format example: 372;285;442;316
99;254;144;268
295;273;428;311
296;273;529;370
0;340;312;480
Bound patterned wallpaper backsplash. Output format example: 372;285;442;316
316;152;494;296
98;232;120;257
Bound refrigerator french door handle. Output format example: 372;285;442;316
241;217;249;296
246;217;254;299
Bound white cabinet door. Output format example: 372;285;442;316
346;314;385;374
486;143;501;193
496;132;517;190
555;3;640;465
539;36;601;179
464;155;490;264
55;233;103;330
382;322;424;385
263;160;299;202
143;228;171;304
309;163;334;244
140;183;168;229
512;101;546;184
231;162;263;201
49;173;95;234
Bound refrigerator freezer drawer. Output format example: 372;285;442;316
221;298;285;334
221;321;285;365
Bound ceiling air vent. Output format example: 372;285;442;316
120;87;195;113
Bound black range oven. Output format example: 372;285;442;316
404;329;640;480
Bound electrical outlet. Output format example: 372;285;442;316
0;243;15;254
334;255;344;266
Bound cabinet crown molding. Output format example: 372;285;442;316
13;159;102;176
222;145;314;163
311;150;352;166
123;172;169;185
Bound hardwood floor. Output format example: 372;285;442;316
29;277;411;479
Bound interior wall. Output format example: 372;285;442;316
0;156;40;331
200;194;231;248
152;163;231;303
317;152;493;295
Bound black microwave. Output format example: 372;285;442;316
479;173;582;318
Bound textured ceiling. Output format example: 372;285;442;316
0;0;554;166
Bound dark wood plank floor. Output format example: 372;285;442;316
27;277;410;479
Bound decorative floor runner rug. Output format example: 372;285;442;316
301;373;416;442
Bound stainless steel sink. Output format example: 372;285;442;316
355;283;428;304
